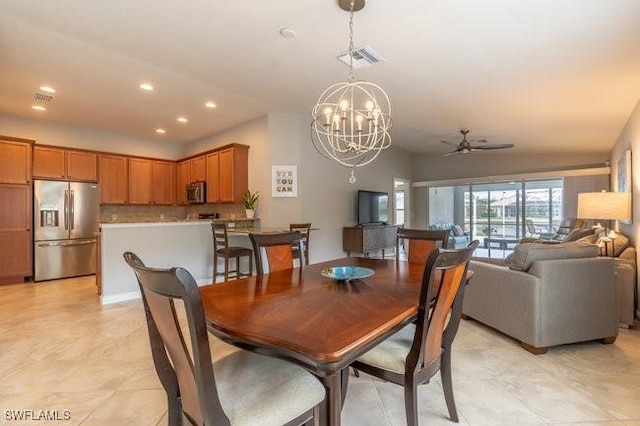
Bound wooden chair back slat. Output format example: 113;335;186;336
249;232;303;275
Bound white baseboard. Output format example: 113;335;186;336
101;291;141;305
101;277;214;305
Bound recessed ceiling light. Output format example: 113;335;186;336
205;101;217;109
139;83;154;91
155;128;166;134
279;27;297;38
177;117;188;123
39;86;56;94
31;105;46;111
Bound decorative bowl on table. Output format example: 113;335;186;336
321;266;374;282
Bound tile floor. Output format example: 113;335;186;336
1;275;640;425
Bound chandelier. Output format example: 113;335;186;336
311;0;392;183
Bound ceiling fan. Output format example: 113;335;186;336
441;129;514;157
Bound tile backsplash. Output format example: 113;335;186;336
100;203;247;222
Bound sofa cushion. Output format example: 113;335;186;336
508;242;599;272
452;224;465;236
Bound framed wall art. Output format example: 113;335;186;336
617;149;632;224
272;165;298;197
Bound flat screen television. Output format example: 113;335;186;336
357;190;389;226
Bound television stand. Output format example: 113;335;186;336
343;224;402;258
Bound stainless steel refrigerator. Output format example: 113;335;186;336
34;180;100;281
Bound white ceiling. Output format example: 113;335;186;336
1;0;639;155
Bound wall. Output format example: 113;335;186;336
412;152;609;182
610;99;640;247
0;113;184;159
300;134;413;262
428;187;455;224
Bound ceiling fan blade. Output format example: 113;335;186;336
442;150;460;157
440;140;459;148
469;139;488;143
470;143;514;150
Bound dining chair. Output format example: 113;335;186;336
211;222;253;281
289;223;311;265
396;228;450;263
249;231;303;275
123;251;325;426
348;240;479;426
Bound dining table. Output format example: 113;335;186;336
199;256;428;425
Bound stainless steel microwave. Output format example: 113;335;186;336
186;181;206;204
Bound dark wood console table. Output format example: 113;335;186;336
343;225;402;258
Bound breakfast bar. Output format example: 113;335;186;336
99;220;291;305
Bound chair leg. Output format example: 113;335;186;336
166;394;182;426
352;367;360;377
440;349;459;422
404;380;418;426
224;257;229;281
248;254;253;276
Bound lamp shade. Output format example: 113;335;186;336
577;192;631;221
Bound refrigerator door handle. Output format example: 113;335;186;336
37;239;96;247
64;189;69;230
70;190;75;230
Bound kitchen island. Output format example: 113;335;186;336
99;220;286;305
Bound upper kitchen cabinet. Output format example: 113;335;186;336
128;158;153;204
128;158;175;205
152;160;175;205
205;151;220;203
33;146;97;181
0;137;32;184
190;155;206;183
99;154;128;204
218;145;248;203
176;160;190;205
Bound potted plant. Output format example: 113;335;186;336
243;190;259;219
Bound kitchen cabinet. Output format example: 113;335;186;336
67;150;98;181
128;158;175;205
0;137;32;283
152;160;175;205
205;151;220;203
218;145;248;203
0;138;32;184
128;158;153;204
99;154;128;204
176;160;190;205
33;146;97;181
190;155;206;183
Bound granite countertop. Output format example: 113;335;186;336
99;218;257;228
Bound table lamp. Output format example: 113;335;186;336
577;191;631;256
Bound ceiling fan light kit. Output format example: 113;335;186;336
441;129;514;157
311;0;392;183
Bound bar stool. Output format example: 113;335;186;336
211;223;253;281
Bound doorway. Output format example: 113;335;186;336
393;178;410;227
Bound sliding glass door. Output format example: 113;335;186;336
429;179;562;257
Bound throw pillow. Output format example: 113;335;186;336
508;241;599;272
563;228;595;242
452;225;464;236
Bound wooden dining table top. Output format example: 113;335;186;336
199;256;425;375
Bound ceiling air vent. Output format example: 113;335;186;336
338;46;384;69
33;92;54;103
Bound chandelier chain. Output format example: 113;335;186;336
348;1;355;83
